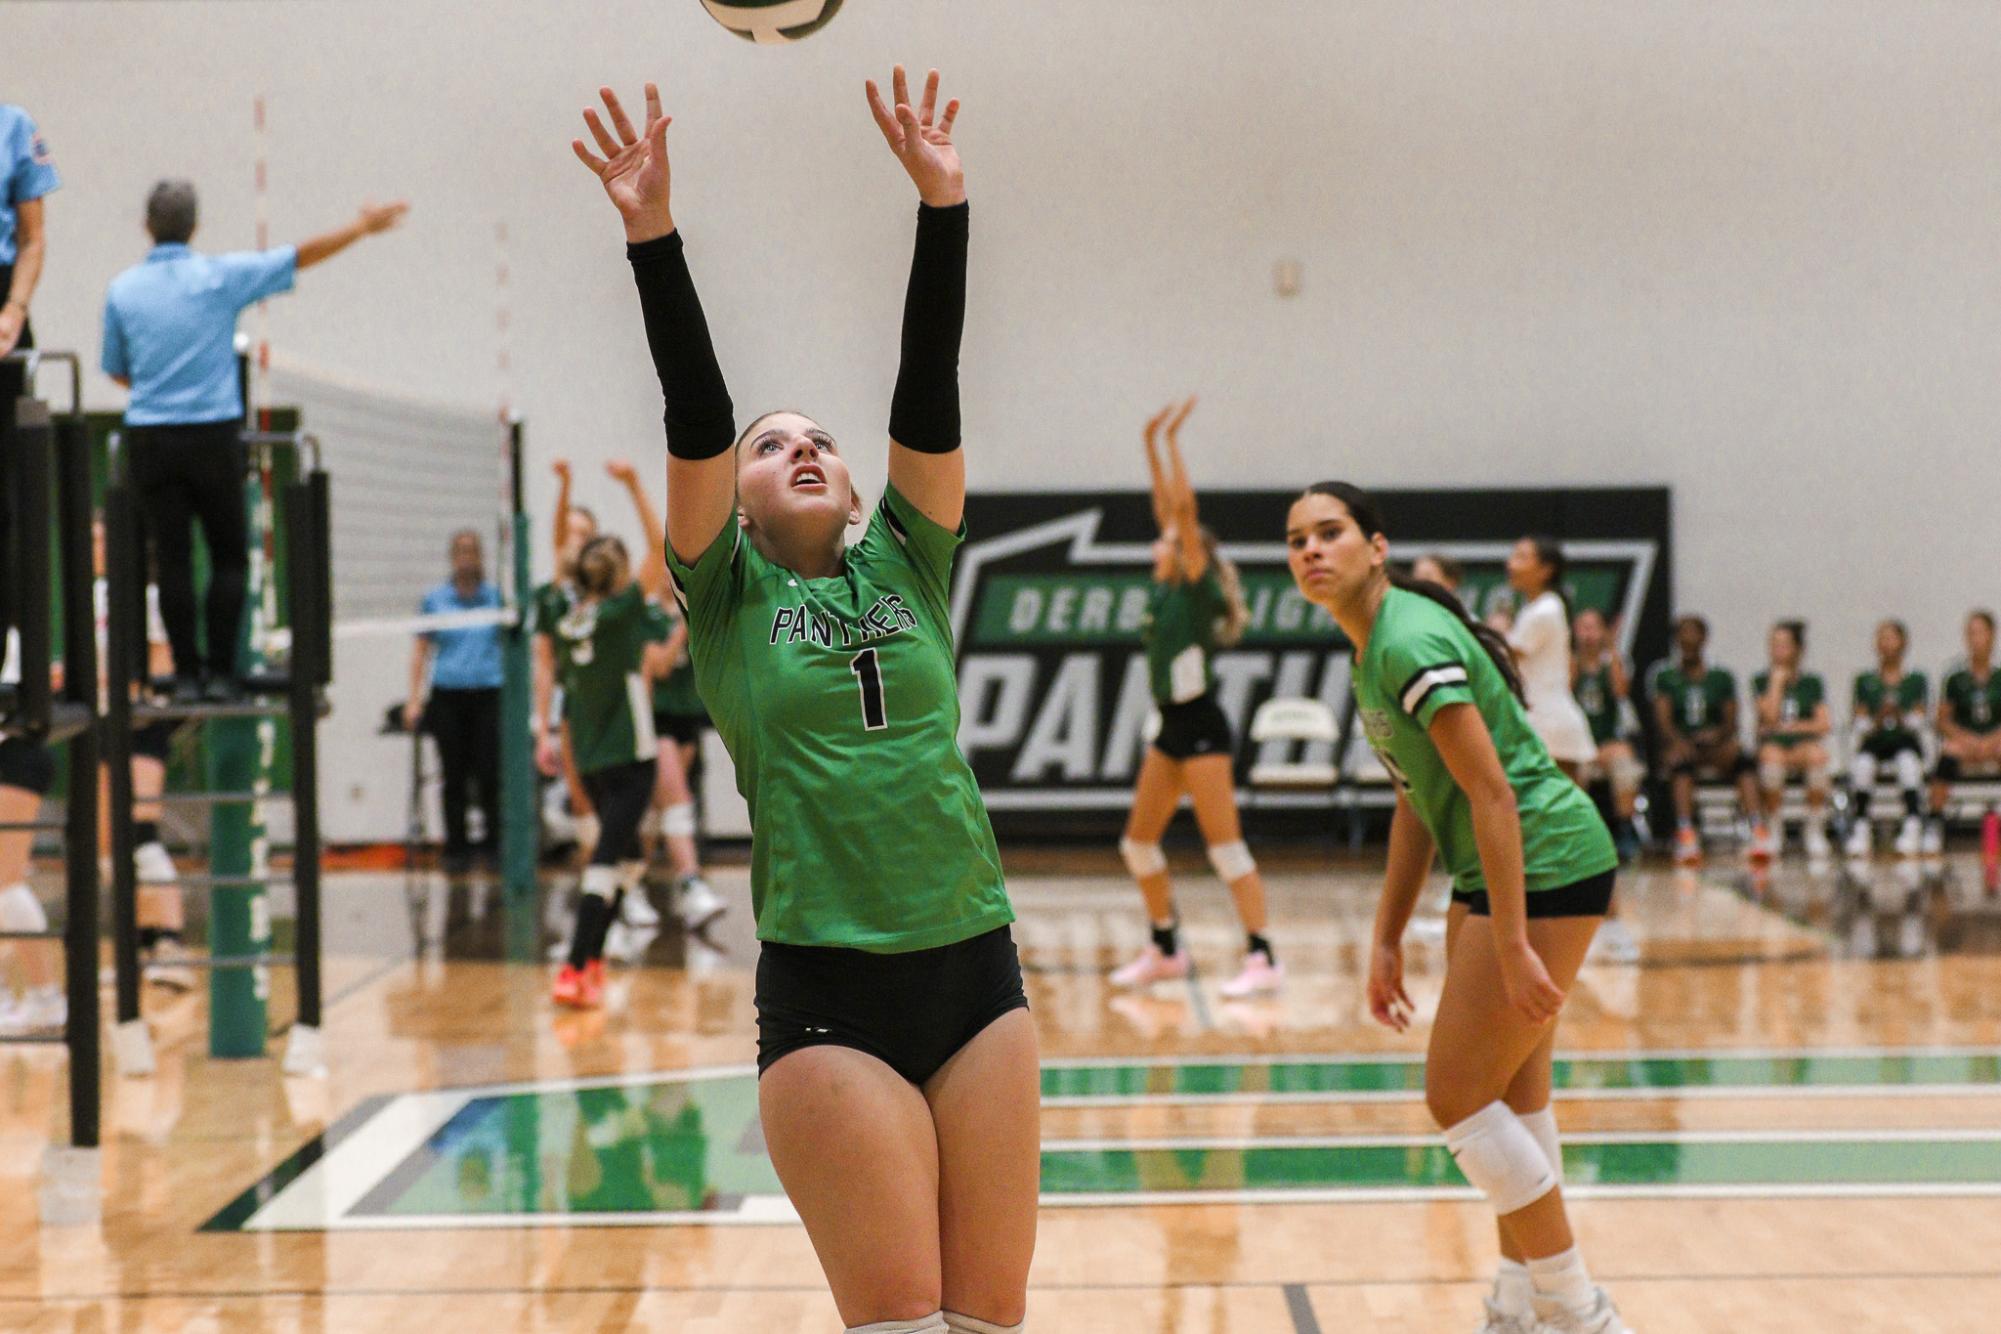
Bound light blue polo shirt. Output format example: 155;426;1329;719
2;105;60;266
421;581;505;690
101;243;298;425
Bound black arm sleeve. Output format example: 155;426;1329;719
626;230;737;460
887;202;969;455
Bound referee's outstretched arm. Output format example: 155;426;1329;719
295;200;409;270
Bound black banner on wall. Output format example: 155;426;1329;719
951;487;1671;834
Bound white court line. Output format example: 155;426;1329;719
1041;1127;2001;1154
1037;1043;2001;1069
245;1088;477;1231
1044;1082;2001;1108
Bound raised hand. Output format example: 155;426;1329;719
357;200;410;235
552;458;572;483
1143;404;1174;445
572;83;675;243
865;66;965;208
1167;395;1197;439
606;458;638;486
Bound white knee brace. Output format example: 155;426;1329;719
1119;837;1165;879
1759;761;1786;794
1851;752;1879;790
1443;1101;1559;1216
1895;749;1925;789
580;864;619;900
848;1317;948;1334
1206;839;1256;883
661;802;697;838
1607;752;1644;795
1517;1105;1563;1180
945;1313;1025;1334
0;882;47;933
1804;761;1831;793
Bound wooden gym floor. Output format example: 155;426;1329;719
3;848;2000;1332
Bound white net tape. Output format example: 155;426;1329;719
266;354;514;633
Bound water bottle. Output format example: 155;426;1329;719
1982;805;2000;895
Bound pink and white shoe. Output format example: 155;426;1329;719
1109;944;1190;989
1218;951;1284;998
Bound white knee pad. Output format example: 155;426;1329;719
1608;752;1644;795
1759;761;1786;794
1517;1105;1563;1180
0;882;47;933
1804;761;1831;793
944;1313;1025;1334
1206;839;1256;883
1443;1101;1559;1216
848;1317;948;1334
580;864;619;900
1119;837;1165;879
1895;749;1925;789
661;802;697;838
618;859;648;893
1850;752;1879;789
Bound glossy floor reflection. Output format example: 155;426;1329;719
4;850;2001;1331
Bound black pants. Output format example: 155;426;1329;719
0;268;30;668
581;759;656;868
426;686;500;857
125;419;248;682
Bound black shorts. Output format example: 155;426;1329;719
1152;693;1234;762
132;721;176;763
1453;868;1616;919
1859;733;1924;763
1936;751;2001;783
0;736;54;796
1669;742;1752;779
580;758;656;867
755;925;1029;1086
653;711;708;748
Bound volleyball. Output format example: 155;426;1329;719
699;0;844;45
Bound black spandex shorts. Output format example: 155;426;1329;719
132;721;175;763
1453;868;1616;919
1859;733;1924;763
1936;751;2001;783
0;736;54;796
580;758;656;868
652;710;708;748
1152;693;1234;762
1669;743;1753;779
755;925;1029;1086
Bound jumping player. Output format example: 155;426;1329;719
573;70;1035;1332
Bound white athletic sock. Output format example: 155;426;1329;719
1518;1106;1562;1179
1527;1245;1595;1315
847;1317;948;1334
943;1313;1024;1334
1494;1257;1533;1314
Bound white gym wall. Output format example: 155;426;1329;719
13;1;1999;838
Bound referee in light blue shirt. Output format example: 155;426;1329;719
406;529;505;873
100;180;408;702
1;103;59;687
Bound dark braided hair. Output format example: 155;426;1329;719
1303;481;1527;705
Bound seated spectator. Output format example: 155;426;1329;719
1572;607;1643;859
1752;620;1833;860
1929;609;2001;852
1647;614;1763;866
1845;618;1929;860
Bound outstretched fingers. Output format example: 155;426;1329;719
582;107;621;160
598;86;639;144
918;68;940;126
571;138;609;176
936;97;960;138
864;79;902;150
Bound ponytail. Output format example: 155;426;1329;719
1304;481;1527;706
1200;528;1250;648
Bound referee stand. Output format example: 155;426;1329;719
0;350;106;1223
101;426;332;1079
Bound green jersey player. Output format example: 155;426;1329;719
1647;615;1764;866
1846;619;1930;858
1287;481;1628;1334
1111;398;1277;1001
1750;621;1833;859
574;68;1034;1332
1931;610;2001;848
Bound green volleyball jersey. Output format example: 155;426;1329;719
1751;669;1826;745
1853;669;1927;745
648;602;705;717
1353;588;1617;895
1649;662;1737;734
1944;665;2001;734
553;583;670;774
1144;571;1226;705
1573;658;1622;744
666;482;1012;953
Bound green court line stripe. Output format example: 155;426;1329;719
200;1094;393;1233
1039;1051;2001;1102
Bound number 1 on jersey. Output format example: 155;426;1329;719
850;648;888;731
